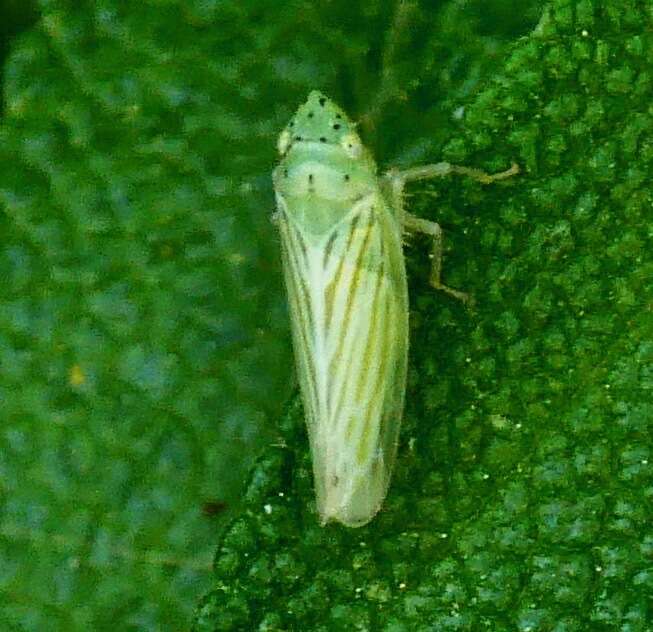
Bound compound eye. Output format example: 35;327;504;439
340;132;362;159
277;129;291;155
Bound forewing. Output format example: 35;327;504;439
276;197;321;441
277;192;408;527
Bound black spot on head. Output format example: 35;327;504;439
344;174;350;181
294;136;302;141
308;173;314;183
319;137;327;142
319;97;327;106
289;120;294;127
333;123;341;130
308;112;314;118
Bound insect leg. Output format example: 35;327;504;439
403;213;472;305
387;161;519;188
383;162;518;305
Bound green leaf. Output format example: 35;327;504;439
3;0;649;630
4;0;532;628
194;1;653;630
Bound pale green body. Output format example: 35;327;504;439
273;91;408;527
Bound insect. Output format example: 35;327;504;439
272;91;518;527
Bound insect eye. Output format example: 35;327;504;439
277;129;291;155
340;133;362;158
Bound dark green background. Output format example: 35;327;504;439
1;1;651;631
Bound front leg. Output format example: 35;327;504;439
387;161;519;192
383;161;519;305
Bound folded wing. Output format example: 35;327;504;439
278;192;408;526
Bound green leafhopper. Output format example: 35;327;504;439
273;91;518;527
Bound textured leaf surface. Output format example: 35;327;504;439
194;1;653;630
1;0;534;628
0;0;295;629
3;0;648;630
